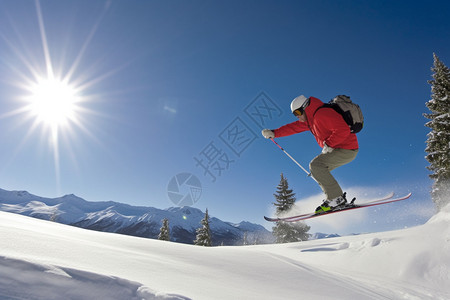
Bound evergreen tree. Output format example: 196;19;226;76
158;218;170;241
272;173;310;243
243;231;248;245
424;53;450;210
194;208;212;246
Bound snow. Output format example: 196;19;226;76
0;189;273;245
0;204;449;300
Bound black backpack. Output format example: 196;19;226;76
317;95;364;133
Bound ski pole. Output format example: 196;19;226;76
270;138;317;182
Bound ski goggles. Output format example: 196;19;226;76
292;108;304;117
292;98;310;117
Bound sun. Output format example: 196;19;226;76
0;0;114;193
27;77;78;129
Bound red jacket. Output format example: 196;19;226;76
274;97;359;150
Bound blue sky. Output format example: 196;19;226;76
0;0;449;234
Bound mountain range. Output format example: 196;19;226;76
0;188;274;246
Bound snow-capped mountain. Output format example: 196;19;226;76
0;188;273;245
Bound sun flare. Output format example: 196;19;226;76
27;77;78;128
1;0;115;192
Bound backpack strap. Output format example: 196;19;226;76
312;103;332;118
308;105;329;137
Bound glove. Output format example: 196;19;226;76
322;142;334;154
261;129;275;139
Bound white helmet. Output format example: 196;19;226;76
290;95;309;113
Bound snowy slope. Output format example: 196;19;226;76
0;203;449;299
0;188;273;245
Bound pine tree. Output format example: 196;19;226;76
194;208;212;246
158;218;170;241
424;53;450;210
243;231;248;245
272;173;310;243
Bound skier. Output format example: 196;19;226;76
262;95;359;213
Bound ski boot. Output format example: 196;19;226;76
315;193;349;214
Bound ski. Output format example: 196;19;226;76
264;192;394;222
278;192;411;222
264;192;411;222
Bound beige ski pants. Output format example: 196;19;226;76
309;149;358;200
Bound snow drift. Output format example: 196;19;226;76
0;203;449;299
